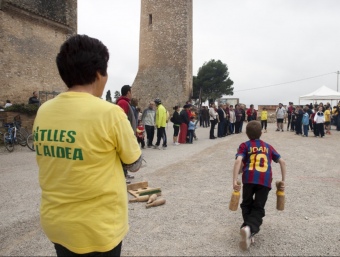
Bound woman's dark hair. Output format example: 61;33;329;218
56;34;109;88
173;106;179;110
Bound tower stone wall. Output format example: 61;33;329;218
132;0;193;111
0;0;77;106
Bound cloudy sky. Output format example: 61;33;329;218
78;0;340;107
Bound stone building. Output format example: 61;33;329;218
0;0;77;105
132;0;193;111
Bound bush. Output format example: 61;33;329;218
5;103;39;115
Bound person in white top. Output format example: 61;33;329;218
314;106;325;137
229;105;236;134
276;103;286;132
209;103;218;139
4;100;12;108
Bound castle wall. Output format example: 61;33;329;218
132;0;193;111
0;0;77;106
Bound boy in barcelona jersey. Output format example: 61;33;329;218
232;121;286;250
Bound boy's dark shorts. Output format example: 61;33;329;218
325;121;330;126
277;118;284;123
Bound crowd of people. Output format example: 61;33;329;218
258;101;340;137
129;100;340;156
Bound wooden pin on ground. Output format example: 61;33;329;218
147;194;158;204
129;195;150;203
146;198;166;208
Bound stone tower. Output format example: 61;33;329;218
0;0;77;105
132;0;193;111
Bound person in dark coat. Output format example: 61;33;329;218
171;106;182;145
217;104;226;137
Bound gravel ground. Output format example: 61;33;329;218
0;122;339;256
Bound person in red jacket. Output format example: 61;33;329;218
116;85;136;183
246;104;257;122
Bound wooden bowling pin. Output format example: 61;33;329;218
146;198;166;208
129;195;150;203
229;181;241;211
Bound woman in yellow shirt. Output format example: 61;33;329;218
261;107;268;133
324;106;331;134
34;35;142;256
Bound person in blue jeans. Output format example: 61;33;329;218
188;116;196;143
302;107;310;137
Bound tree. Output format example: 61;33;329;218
193;59;234;104
105;90;112;102
113;90;121;103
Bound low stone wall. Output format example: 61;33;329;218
0;111;35;132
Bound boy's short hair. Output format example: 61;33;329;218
246;121;262;140
121;85;131;96
56;34;109;88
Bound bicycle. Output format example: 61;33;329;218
26;133;35;151
13;115;29;146
3;122;26;152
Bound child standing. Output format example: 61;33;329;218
187;116;196;144
136;121;146;149
302;107;310;137
232;121;286;250
260;107;268;133
314;106;325;137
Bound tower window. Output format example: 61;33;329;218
149;14;152;25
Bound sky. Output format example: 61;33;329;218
78;0;340;107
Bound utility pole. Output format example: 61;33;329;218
337;71;340;92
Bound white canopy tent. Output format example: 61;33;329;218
299;85;340;104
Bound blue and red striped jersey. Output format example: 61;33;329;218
236;139;281;188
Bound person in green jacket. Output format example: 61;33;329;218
154;98;167;150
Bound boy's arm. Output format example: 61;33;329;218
278;158;286;191
232;156;243;191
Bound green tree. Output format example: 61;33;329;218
193;59;234;104
105;90;112;102
113;90;121;103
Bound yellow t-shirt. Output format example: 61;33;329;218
324;109;331;122
156;104;167;128
261;110;267;120
34;92;141;254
